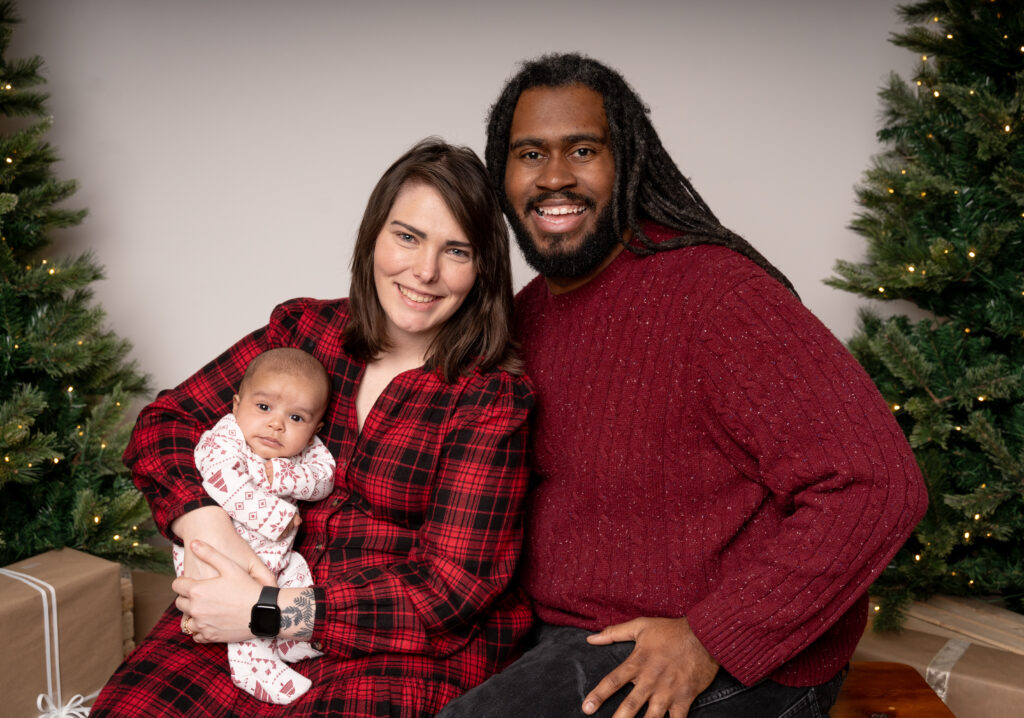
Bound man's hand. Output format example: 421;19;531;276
582;617;719;718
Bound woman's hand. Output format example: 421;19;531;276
173;540;265;644
171;505;276;585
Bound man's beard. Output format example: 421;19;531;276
506;197;621;279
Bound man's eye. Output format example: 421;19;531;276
573;147;594;158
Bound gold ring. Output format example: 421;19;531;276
182;616;194;635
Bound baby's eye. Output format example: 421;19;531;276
257;403;270;412
289;414;305;423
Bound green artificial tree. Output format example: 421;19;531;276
0;2;167;569
828;0;1024;629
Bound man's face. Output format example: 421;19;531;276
503;84;619;279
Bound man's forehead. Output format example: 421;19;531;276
509;84;609;142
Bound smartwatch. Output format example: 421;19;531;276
249;586;281;638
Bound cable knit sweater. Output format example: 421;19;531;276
514;225;927;687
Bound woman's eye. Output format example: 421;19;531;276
397;232;415;243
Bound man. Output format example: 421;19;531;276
438;53;927;718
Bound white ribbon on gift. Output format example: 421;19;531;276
0;567;100;717
925;637;971;701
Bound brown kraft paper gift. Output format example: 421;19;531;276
0;548;123;717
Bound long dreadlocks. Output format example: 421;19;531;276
485;52;798;296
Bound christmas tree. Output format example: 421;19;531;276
0;2;167;569
828;0;1024;629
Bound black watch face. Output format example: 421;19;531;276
250;604;280;637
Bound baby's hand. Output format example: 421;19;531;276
290;513;302;530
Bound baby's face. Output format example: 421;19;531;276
232;369;325;460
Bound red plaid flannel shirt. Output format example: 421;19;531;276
124;297;534;696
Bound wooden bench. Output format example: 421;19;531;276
831;661;956;717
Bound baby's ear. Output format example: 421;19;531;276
231;394;240;413
309;422;324;444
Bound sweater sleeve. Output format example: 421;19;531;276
123;299;318;541
684;270;927;685
310;372;533;660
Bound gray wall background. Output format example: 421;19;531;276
11;0;915;392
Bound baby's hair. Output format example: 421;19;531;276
240;347;331;416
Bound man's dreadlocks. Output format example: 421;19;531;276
485;52;798;296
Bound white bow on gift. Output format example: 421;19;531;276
36;692;93;718
0;568;98;717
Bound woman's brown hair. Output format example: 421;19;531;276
343;138;521;381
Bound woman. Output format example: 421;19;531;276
91;139;534;717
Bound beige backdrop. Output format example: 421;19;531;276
11;0;914;393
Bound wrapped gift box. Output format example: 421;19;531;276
130;568;176;641
0;548;124;717
855;596;1024;718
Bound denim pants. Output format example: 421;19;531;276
436;625;847;718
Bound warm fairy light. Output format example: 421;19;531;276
888;187;895;194
100;442;107;449
969;580;975;586
113;534;121;541
907;265;916;272
932;16;939;21
52;458;59;464
946;34;953;39
5;157;11;164
920;191;927;198
67;386;73;392
4;456;8;462
978;396;987;402
933;90;940;97
892;403;901;411
927;133;934;139
1006;125;1012;133
132;541;139;547
964;532;971;540
921;55;928;61
974;514;981;520
901;169;907;174
968;250;976;258
964;327;971;334
878;287;886;293
94;516;101;524
874;605;881;612
48;268;54;275
915;554;921;561
970;90;975;95
981;483;987;488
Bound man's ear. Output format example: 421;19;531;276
232;394;240;414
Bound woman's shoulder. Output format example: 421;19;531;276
447;365;536;417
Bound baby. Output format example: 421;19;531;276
173;347;336;704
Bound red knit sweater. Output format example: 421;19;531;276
514;226;927;687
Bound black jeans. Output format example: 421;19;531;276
436;625;847;718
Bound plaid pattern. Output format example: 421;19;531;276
92;298;534;717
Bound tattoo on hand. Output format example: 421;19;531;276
281;589;315;640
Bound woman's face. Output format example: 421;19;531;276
372;182;478;351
